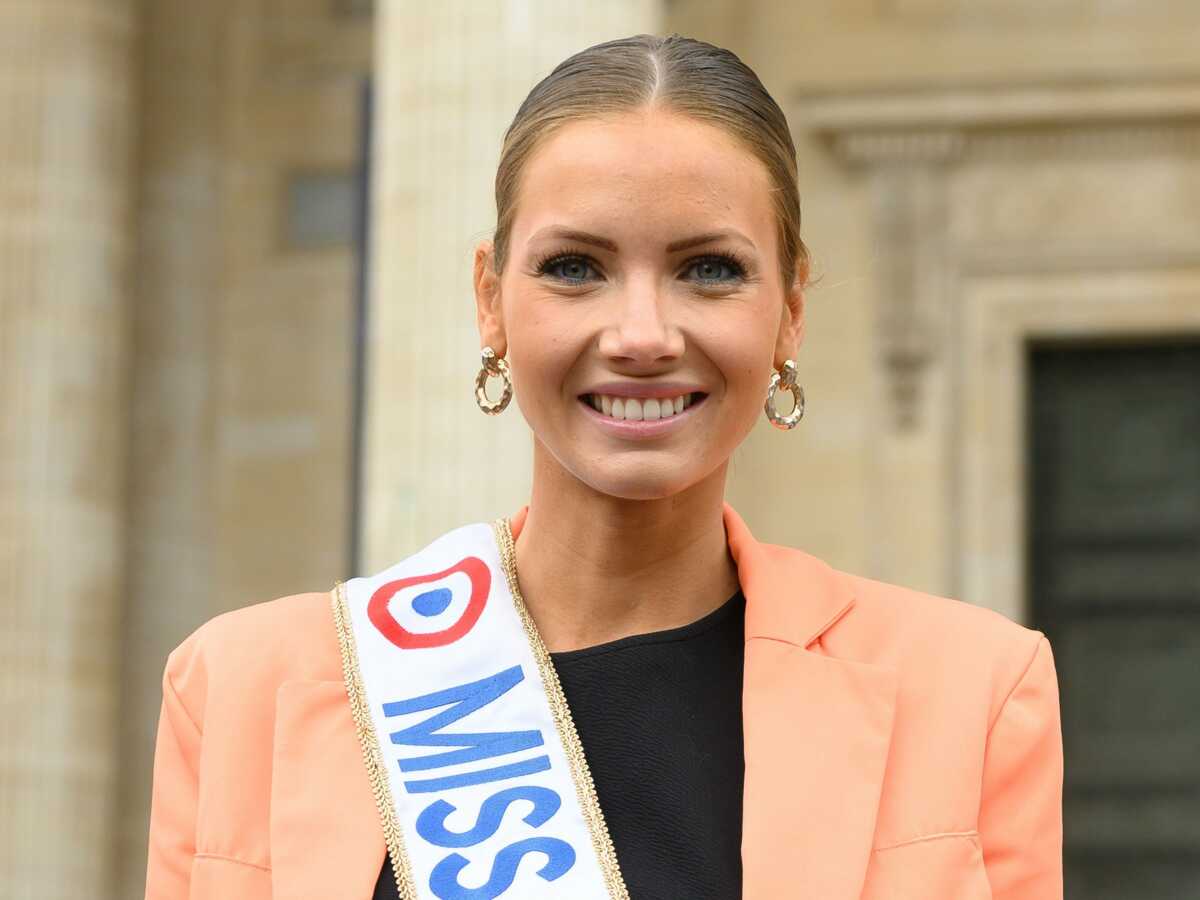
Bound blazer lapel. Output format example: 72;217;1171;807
724;503;898;900
285;505;895;899
271;679;386;900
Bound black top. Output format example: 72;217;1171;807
374;589;746;900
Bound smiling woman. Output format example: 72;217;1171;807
143;33;1063;900
475;107;799;512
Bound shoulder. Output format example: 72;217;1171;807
825;564;1053;731
162;589;345;724
838;565;1043;658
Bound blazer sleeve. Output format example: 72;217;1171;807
978;633;1064;899
144;638;206;899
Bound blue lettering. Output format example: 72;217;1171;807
416;786;562;848
428;837;576;900
384;665;545;786
405;755;551;794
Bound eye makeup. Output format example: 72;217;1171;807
529;245;754;287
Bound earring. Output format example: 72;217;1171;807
764;359;805;430
475;346;513;415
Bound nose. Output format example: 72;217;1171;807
596;281;685;366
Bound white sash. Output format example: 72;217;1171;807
332;519;627;900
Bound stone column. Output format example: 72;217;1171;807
0;1;138;897
364;1;665;570
113;1;227;895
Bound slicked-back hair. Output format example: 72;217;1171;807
492;33;811;293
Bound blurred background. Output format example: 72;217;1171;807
2;1;1199;897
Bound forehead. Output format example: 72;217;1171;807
510;109;777;249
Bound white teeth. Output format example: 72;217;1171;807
587;392;698;421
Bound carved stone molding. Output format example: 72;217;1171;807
868;165;950;432
797;78;1200;139
833;130;966;167
879;0;1200;25
964;123;1200;161
958;271;1200;622
797;77;1200;436
795;77;1200;598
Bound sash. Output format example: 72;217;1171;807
332;518;628;900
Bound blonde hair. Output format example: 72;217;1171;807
492;33;811;293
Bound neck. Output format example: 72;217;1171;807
512;441;740;653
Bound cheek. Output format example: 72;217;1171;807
728;366;771;433
506;319;582;404
715;342;778;435
708;325;775;395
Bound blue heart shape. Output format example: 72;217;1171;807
412;587;453;618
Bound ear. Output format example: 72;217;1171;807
773;259;808;369
474;238;507;357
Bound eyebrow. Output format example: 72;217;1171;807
528;226;756;254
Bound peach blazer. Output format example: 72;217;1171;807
145;503;1063;899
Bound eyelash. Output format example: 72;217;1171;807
531;247;751;286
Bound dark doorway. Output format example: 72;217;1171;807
1028;339;1200;899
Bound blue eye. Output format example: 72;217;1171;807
688;255;746;283
531;248;750;286
536;255;594;283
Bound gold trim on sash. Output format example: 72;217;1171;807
491;517;630;900
332;583;420;898
331;520;630;899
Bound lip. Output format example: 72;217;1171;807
580;381;708;400
577;393;707;440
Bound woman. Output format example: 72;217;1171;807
144;33;1063;900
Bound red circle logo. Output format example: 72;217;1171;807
367;556;491;649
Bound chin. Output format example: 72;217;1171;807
575;461;701;503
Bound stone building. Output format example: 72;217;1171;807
1;1;1197;897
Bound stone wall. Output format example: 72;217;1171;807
361;0;666;571
4;1;1198;896
113;1;373;893
676;2;1200;602
0;1;137;896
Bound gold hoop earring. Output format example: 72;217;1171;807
764;359;805;430
475;346;513;415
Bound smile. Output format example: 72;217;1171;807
582;392;701;421
577;392;709;439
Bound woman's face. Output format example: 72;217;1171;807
475;108;805;501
